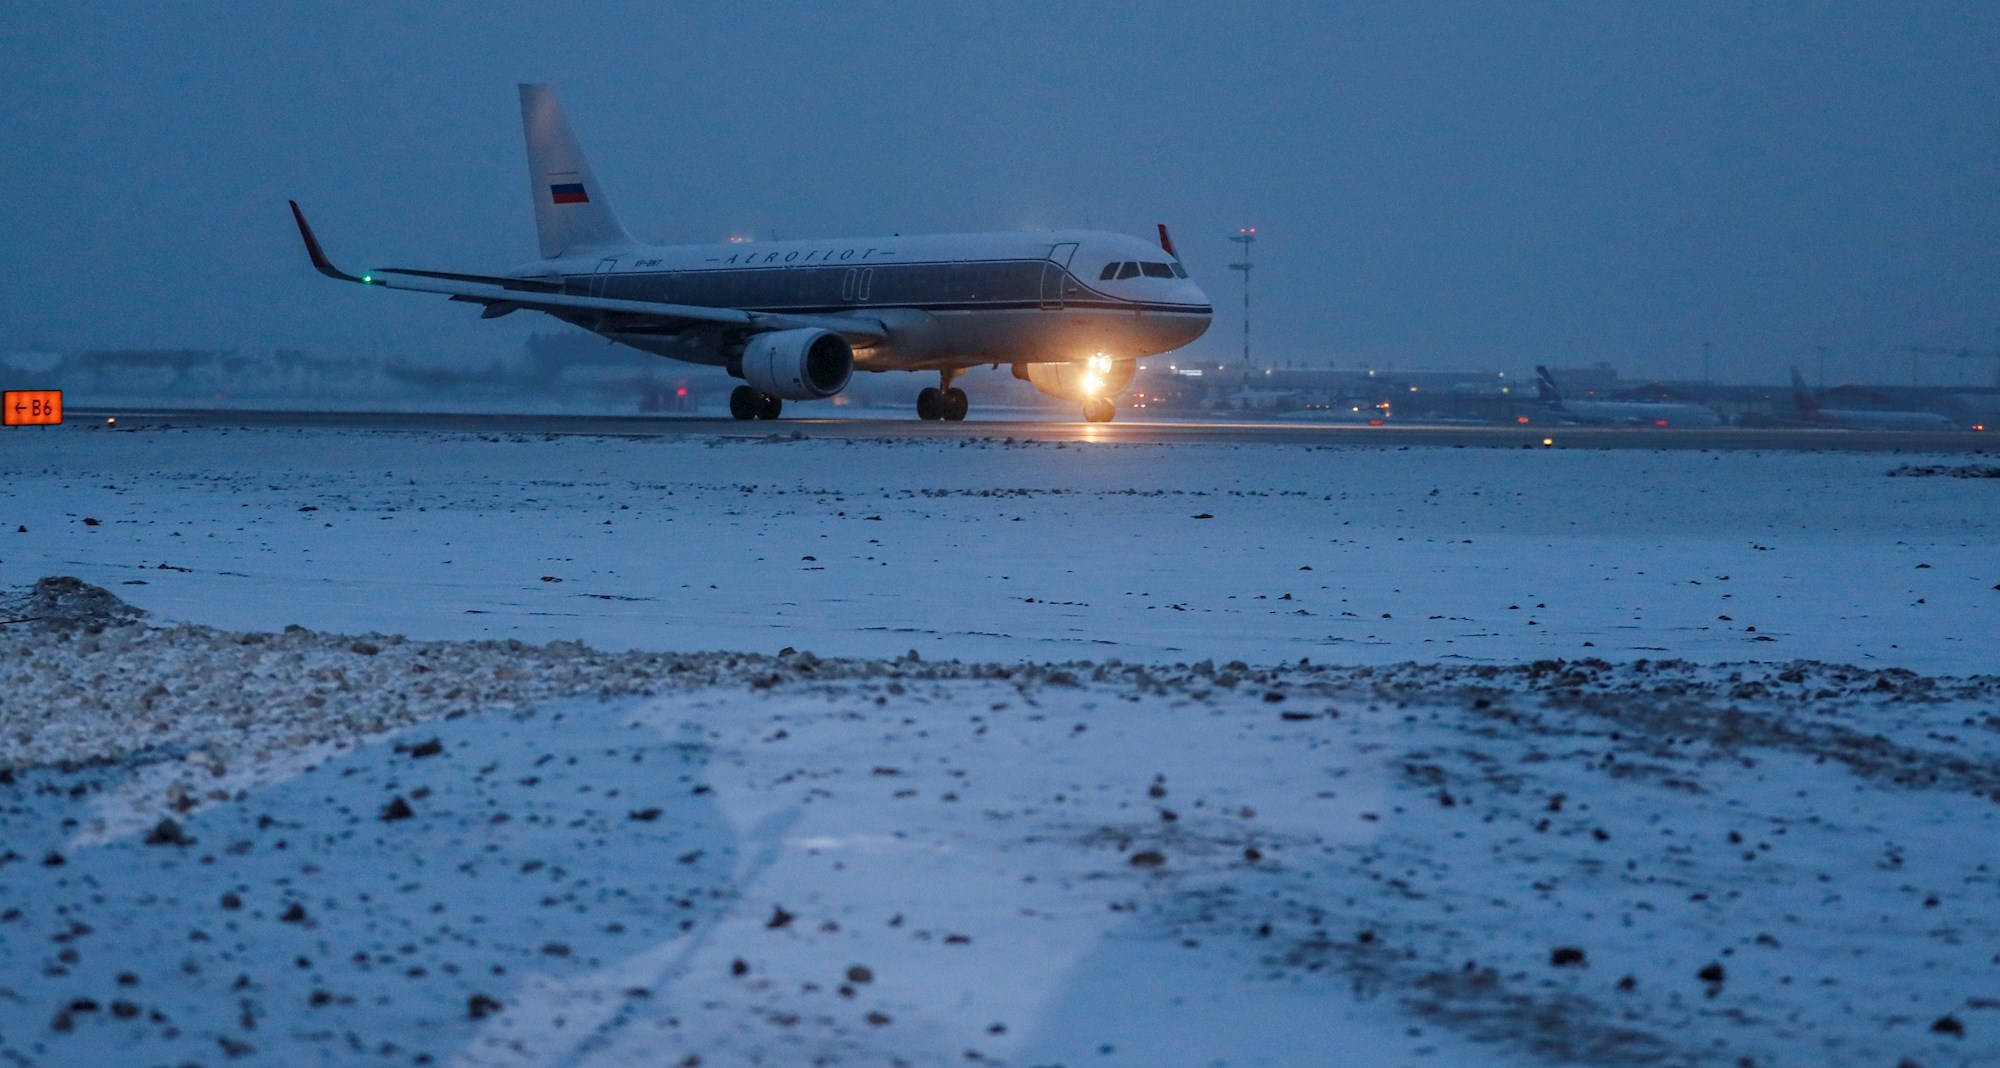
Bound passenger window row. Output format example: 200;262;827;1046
1098;260;1188;281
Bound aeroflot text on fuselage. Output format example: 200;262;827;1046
289;83;1211;424
624;246;891;269
694;247;889;268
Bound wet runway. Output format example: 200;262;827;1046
69;406;1996;452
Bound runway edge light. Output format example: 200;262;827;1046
4;390;62;426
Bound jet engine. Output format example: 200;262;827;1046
1012;356;1135;403
738;329;854;400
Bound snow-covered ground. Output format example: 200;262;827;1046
2;424;1994;671
3;426;1997;1066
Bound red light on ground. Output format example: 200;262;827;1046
1655;419;1669;427
1515;416;1529;424
676;387;688;397
1368;419;1384;426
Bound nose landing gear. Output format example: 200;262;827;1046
1082;397;1116;423
917;372;968;421
729;385;783;420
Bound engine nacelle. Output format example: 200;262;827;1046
1013;357;1136;403
738;329;853;400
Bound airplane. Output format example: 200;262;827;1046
289;84;1212;423
1531;366;1723;427
1787;367;1957;429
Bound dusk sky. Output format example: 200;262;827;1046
3;2;1996;385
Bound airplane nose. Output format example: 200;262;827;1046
1177;286;1213;345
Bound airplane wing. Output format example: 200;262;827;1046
288;202;888;345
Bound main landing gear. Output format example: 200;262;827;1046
729;385;783;420
1082;397;1116;423
916;371;968;421
917;388;967;420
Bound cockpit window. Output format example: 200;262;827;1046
1170;262;1188;278
1098;262;1119;280
1116;261;1140;280
1141;262;1175;278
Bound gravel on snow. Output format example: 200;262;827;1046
2;578;1997;1067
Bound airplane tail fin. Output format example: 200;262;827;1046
1534;365;1565;405
519;83;634;259
1789;367;1818;415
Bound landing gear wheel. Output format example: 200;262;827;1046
729;385;761;421
1083;397;1115;423
756;392;783;420
942;387;969;421
917;387;943;421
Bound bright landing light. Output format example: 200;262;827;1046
1081;353;1112;396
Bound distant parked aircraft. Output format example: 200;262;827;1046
1532;366;1723;427
1787;368;1956;430
291;85;1211;423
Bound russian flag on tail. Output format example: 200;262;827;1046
550;182;589;204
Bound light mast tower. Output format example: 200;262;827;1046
1227;227;1256;368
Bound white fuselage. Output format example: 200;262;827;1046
1551;398;1724;427
1801;408;1957;430
1786;370;1958;430
513;229;1212;373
